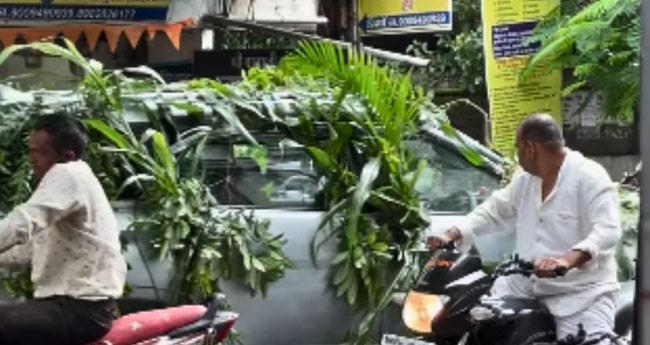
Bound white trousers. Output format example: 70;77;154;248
490;275;616;339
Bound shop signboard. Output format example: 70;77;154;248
0;0;168;21
358;0;452;35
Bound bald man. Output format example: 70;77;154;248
428;113;621;339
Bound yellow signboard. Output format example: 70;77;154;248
482;0;562;155
0;0;168;21
359;0;452;34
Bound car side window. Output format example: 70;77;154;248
407;139;501;214
204;141;321;209
203;137;500;213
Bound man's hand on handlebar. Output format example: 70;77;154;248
534;257;569;278
426;227;462;252
535;249;591;277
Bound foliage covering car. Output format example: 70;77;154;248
0;39;506;345
0;38;636;345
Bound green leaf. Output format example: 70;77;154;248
234;145;269;174
307;147;336;171
172;103;204;117
261;182;275;199
211;102;259;145
336;272;354;297
353;158;381;210
124;65;166;85
252;258;267;272
171;126;212;154
240;246;251;271
317;198;348;230
333;263;349;285
366;232;377;245
346;158;381;244
84;119;130;149
150;131;176;181
371;242;389;252
332;251;349;265
346;273;359;305
440;122;484;166
116;173;155;195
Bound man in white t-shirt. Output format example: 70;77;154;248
0;114;127;345
428;113;621;339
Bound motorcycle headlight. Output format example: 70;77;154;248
402;291;449;333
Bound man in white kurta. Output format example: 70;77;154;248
0;114;126;345
428;113;620;339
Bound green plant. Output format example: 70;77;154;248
228;41;488;345
406;0;485;94
0;39;293;306
87;114;292;304
281;42;427;293
0;39;492;345
262;42;450;344
522;0;640;122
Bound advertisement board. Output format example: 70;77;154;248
482;0;562;155
359;0;452;34
0;0;168;21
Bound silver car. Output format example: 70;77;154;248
117;128;508;345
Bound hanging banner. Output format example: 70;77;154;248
359;0;452;35
0;0;168;21
0;19;193;52
482;0;562;155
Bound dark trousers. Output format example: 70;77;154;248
0;296;115;345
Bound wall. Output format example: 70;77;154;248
588;155;640;182
166;0;323;24
228;0;321;22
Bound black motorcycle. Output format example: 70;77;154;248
388;242;632;345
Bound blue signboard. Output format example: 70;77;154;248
0;1;168;21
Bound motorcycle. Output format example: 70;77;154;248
383;242;632;345
85;293;238;345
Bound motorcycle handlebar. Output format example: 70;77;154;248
424;236;457;253
493;255;568;278
421;244;568;279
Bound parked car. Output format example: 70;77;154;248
115;123;510;345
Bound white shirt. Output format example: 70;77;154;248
0;161;127;300
459;149;620;316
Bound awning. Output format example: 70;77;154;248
0;19;194;52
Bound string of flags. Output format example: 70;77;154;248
0;19;194;52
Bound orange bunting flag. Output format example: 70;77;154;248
59;27;84;44
163;22;183;50
83;26;103;51
0;19;195;51
123;26;145;49
103;26;124;53
0;29;19;47
146;25;159;41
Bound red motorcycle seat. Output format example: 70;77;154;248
86;305;207;345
